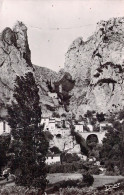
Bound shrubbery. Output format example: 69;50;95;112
62;153;80;163
82;173;94;186
47;177;94;194
46;161;89;173
50;146;61;154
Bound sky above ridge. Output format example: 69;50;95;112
0;0;124;72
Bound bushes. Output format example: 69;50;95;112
70;129;88;155
46;161;89;173
46;160;100;174
89;165;100;175
62;153;80;163
43;131;53;141
50;146;61;154
82;173;94;186
48;178;94;194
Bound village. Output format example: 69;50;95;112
0;112;113;167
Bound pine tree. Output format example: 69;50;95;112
7;72;48;191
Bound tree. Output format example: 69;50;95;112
50;146;61;154
100;121;124;175
96;112;105;122
7;72;48;191
0;135;11;175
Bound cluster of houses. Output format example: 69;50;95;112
40;116;70;136
74;121;112;133
40;115;113;136
0;115;113;165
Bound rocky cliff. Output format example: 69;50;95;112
65;17;124;116
0;21;33;117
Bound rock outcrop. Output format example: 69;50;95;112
0;21;33;113
65;17;124;116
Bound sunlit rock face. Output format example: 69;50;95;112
0;22;33;110
64;17;124;116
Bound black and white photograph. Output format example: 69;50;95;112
0;0;124;194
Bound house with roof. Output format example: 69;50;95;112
0;121;11;135
74;123;84;133
46;153;61;165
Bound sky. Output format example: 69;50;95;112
0;0;124;72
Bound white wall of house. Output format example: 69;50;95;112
0;121;11;135
46;155;61;165
75;124;83;133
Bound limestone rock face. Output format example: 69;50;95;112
0;22;33;109
64;17;124;116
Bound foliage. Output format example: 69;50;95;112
44;131;53;141
7;72;48;190
96;112;105;122
62;120;66;128
70;125;88;156
62;153;80;163
99;119;124;175
46;161;89;173
52;179;81;192
50;146;61;154
82;173;94;186
0;135;11;174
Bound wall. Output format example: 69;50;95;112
46;156;61;165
